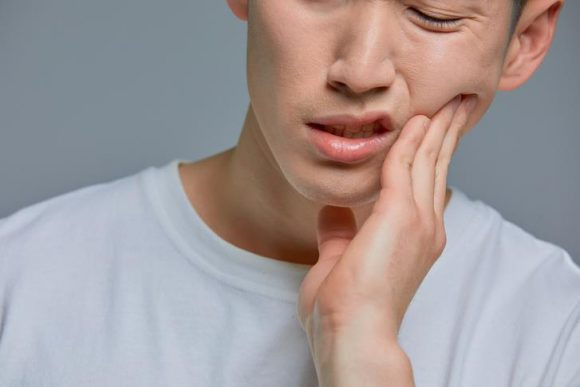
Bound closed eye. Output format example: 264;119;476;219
409;7;463;32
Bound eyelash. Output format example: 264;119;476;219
410;8;462;31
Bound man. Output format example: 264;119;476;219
0;0;578;386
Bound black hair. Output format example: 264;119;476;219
510;0;528;35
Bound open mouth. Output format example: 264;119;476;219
308;121;388;139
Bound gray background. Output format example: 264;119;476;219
0;1;578;264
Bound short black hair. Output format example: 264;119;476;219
511;0;528;35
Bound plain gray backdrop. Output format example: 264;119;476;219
1;1;578;264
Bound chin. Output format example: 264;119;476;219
286;171;381;208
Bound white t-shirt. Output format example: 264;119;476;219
1;159;579;387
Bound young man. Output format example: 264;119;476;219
0;0;578;386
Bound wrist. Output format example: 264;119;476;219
306;302;414;386
315;336;415;387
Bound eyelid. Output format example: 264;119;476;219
408;7;463;31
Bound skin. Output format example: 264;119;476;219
180;0;564;384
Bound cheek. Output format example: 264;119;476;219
400;36;505;116
247;3;325;125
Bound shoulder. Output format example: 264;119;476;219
449;188;580;319
446;190;580;384
0;166;155;279
0;164;164;378
450;188;580;283
0;169;144;239
473;197;580;291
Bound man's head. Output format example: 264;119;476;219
226;0;564;207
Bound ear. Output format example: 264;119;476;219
226;0;249;21
498;0;564;91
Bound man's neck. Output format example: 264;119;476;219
179;108;453;266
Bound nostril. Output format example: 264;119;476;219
328;80;347;93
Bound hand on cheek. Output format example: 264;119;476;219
296;94;478;386
393;94;478;217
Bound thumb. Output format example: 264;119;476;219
317;205;358;262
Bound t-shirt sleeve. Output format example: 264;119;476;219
546;298;580;387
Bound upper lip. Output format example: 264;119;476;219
308;111;394;132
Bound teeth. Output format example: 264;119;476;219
323;122;382;138
361;123;374;133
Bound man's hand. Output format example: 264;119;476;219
296;95;477;386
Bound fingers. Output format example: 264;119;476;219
378;94;477;223
378;115;431;214
433;96;477;217
412;95;461;220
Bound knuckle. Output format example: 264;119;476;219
437;155;452;169
394;153;414;170
419;146;439;163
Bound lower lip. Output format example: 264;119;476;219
306;124;396;164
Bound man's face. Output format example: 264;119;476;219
244;0;514;207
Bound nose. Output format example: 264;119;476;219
326;5;397;98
